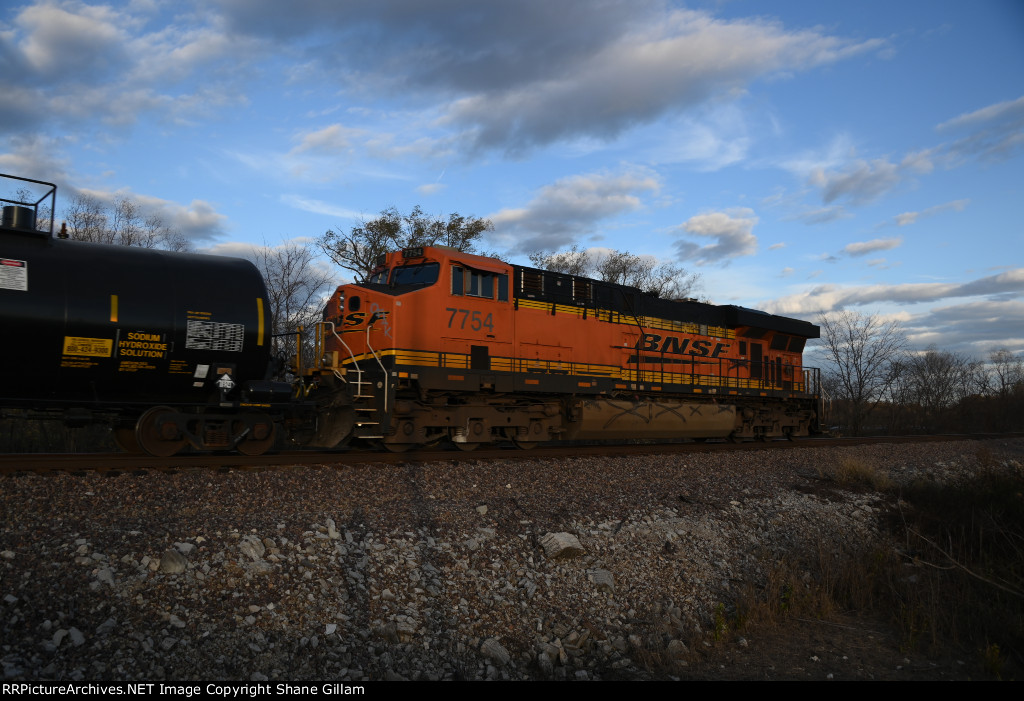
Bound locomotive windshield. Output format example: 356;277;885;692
390;262;439;288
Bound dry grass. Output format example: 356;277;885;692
831;457;894;491
688;449;1024;679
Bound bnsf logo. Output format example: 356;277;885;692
636;333;730;358
343;311;389;326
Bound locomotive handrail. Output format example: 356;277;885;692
318;322;356;384
632;352;817;395
364;323;389;414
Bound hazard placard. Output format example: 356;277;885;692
0;258;27;291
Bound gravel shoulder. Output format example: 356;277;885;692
2;438;1022;681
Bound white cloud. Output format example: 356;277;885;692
441;9;882;153
674;208;758;265
842;238;902;257
416;183;446;196
795;96;1022;212
212;1;882;155
291;124;364;155
0;0;262;137
937;95;1024;132
17;2;128;78
489;168;661;253
790;205;852;225
280;195;363;220
762;268;1024;316
809;157;902;205
892;199;969;227
906;299;1024;354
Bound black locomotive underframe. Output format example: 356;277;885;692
342;362;821;447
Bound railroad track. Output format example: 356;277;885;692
1;433;1016;475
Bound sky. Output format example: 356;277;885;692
2;0;1023;358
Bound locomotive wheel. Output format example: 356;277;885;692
234;414;277;457
504;426;539;450
112;427;142;453
135;406;187;457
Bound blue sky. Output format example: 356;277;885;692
2;0;1023;356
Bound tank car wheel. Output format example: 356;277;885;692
380;440;415;453
512;438;538;450
234;414;277;457
453;441;480;452
135;406;187;457
112;427;142;453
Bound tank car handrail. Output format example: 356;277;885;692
1;172;57;236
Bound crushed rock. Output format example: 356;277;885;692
0;438;1019;681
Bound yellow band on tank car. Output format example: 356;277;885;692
256;297;265;346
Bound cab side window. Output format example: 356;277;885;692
452;265;464;295
468;270;493;298
452;265;508;301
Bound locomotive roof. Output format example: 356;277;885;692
507;260;819;339
378;246;820;340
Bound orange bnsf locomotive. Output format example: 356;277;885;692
300;245;823;451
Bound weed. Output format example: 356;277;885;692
880;469;1024;674
833;457;894;491
633;450;1023;679
983;642;1003;679
712;602;728;642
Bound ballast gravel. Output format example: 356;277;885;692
1;438;1021;681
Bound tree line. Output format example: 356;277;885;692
817;310;1023;435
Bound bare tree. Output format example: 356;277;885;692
63;193;192;251
528;244;590;277
251;240;336;369
987;348;1024;398
6;186;53;232
529;246;702;299
892;346;985;432
817;310;907;436
64;194;110;242
319;205;493;280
